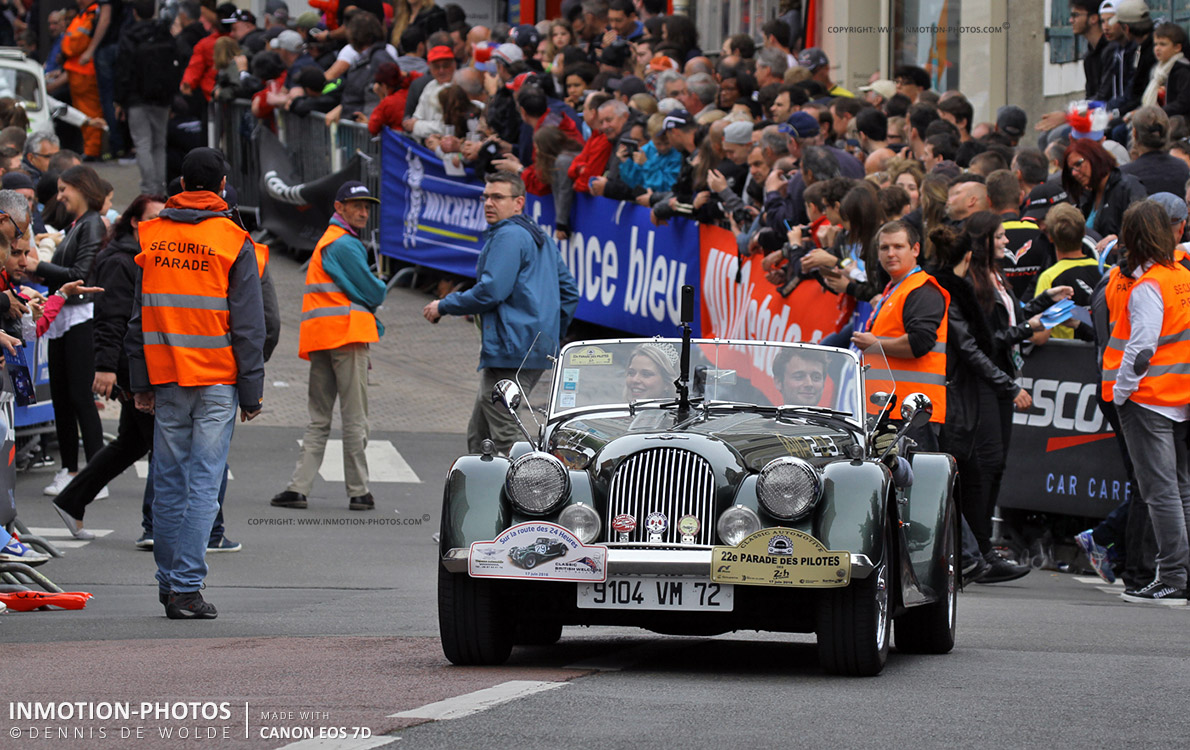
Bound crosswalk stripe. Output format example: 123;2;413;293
24;527;114;538
389;680;565;720
134;461;234;480
299;439;422;484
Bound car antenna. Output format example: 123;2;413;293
675;284;694;421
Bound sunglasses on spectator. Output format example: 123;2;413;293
0;209;26;240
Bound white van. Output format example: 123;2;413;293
0;47;52;133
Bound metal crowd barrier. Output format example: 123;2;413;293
211;101;384;250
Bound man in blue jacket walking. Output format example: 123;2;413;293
422;171;579;454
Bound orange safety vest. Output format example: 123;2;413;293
1101;260;1190;406
61;4;99;75
866;268;949;424
135;214;251;386
253;241;268;277
298;223;378;359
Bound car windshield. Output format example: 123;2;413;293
0;67;41;111
550;339;863;423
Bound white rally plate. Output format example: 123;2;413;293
576;576;733;611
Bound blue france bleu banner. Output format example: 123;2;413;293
379;131;701;336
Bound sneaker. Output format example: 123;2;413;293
1120;579;1188;606
135;535;154;550
51;502;95;540
1074;529;1115;584
270;490;307;509
349;492;374;511
207;537;241;552
0;538;51;566
974;550;1030;584
166;591;218;619
43;468;72;496
95;486;109;500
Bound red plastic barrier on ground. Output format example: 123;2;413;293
699;223;846;343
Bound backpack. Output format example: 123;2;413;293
135;22;181;102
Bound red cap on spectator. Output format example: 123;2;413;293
648;55;678;72
427;46;455;63
507;72;534;92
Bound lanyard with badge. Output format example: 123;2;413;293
860;266;921;334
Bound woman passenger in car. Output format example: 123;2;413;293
624;342;679;401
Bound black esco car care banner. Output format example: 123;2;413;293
1000;339;1130;519
257;127;362;254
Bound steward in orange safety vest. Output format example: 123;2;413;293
298;184;384;360
126;168;266;412
852;220;949;424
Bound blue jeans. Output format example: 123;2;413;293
142;461;230;545
95;44;124;154
151;384;237;594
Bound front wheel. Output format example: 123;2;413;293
894;501;957;654
816;519;892;676
438;566;513;665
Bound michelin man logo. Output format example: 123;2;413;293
404;153;425;249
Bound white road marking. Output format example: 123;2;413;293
24;527;114;538
275;735;394;750
134;461;234;480
389;680;565;721
1098;586;1124;595
300;440;422;484
1074;576;1121;587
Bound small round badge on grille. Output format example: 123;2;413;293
612;514;636;543
645;512;668;543
677;514;700;544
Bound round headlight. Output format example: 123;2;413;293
506;452;570;515
756;457;822;520
559;503;600;543
717;504;762;546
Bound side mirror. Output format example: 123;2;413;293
900;392;933;428
870;392;894;409
492;379;522;412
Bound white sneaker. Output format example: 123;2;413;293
0;538;51;565
43;468;72;496
95;486;109;500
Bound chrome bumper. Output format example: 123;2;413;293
440;548;875;579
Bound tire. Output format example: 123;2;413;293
437;565;513;665
816;517;892;676
894;501;958;654
522;553;540;569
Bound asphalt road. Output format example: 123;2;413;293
5;422;1190;750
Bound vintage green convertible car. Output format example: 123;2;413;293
437;335;958;676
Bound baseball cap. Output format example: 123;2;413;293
1022;182;1069;221
724;120;753;145
1113;0;1150;24
1151;192;1188;224
182;147;228;192
1;171;34;191
223;8;256;25
295;11;320;30
859;79;896;100
507;71;535;92
996;105;1027;138
649;55;679;72
608;75;648;98
509;24;540;49
270;29;304;52
1098;0;1118;14
785;110;821;138
797;47;829;72
427;45;455;63
492;43;523;67
662;109;696;131
335;180;380;204
265;0;289;22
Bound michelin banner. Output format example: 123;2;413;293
379;132;701;336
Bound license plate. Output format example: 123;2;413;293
576;576;734;611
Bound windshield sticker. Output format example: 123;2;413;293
559;392;577;408
568;346;615;366
562;369;580;391
711;528;850;588
469;522;607;582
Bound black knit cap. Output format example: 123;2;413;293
182;147;227;192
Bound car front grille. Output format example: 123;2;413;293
607;448;716;545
